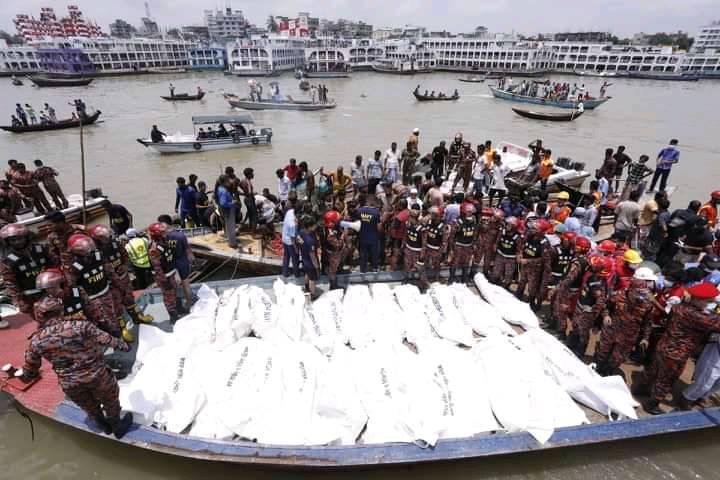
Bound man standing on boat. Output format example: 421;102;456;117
515;219;553;311
169;83;175;98
147;222;181;323
46;211;86;275
33;159;69;209
448;133;463;173
10;162;53;214
567;256;611;359
452;142;476;193
400;141;419;186
649;139;680;193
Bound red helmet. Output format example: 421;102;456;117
148;222;169;240
323;210;341;227
481;207;494;217
598;240;616;254
87;224;112;242
591;255;613;273
712;191;720;201
0;223;29;240
36;268;64;290
505;216;518;227
35;296;63;319
461;203;476;217
561;232;577;243
534;219;551;233
67;235;96;256
575;236;591;254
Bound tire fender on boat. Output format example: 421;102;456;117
248;129;256;136
193;142;202;150
251;137;259;145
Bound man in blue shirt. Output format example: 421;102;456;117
358;196;381;273
215;175;237;248
281;194;300;278
158;215;195;309
174;177;198;227
649;139;680;193
297;215;320;299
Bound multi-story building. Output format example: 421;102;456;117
226;36;306;75
554;32;611;43
109;19;136;39
181;26;210;43
204;8;250;42
14;6;103;41
693;21;720;52
0;40;42;73
548;42;683;73
319;18;373;39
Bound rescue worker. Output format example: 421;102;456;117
88;224;153;326
45;210;85;274
421;206;449;287
33;159;69;209
9;162;52;213
614;248;643;291
449;203;477;284
35;268;89;322
542;230;576;304
643;282;720;415
550;235;591;339
147;222;181;323
551;191;572;223
470;208;493;277
125;229;153;290
20;294;133;438
515;218;552;310
492;216;522;289
402;207;424;284
68;234;130;341
567;256;612;359
452;142;476;193
595;267;657;378
448;133;463;172
476;208;504;276
322;210;346;290
698;190;720;228
0;223;53;318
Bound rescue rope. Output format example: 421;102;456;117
13;400;35;441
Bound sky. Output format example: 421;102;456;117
1;0;717;37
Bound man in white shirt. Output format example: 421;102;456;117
383;142;400;184
276;168;291;204
350;154;367;193
408;188;423;209
597;173;610;206
281;196;300;277
488;154;509;207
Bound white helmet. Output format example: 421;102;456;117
634;267;657;281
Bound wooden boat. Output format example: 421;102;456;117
512;107;584;122
149;67;187;74
160;91;205;101
27;75;94;87
185;227;282;275
298;80;310;91
457;76;485;83
228;97;336;111
625;72;700;81
489;86;610;110
0;110;102;133
3;270;720;468
11;78;23;86
413;91;460;102
485;73;503;80
304;71;351;79
371;64;434;75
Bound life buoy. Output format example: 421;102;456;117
193;142;202;150
248;129;256;136
251;137;259;145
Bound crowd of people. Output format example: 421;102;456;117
0;158;69;222
10;99;88;127
497;77;609;101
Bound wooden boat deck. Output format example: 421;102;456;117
187;230;282;275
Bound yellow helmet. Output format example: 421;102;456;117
623;249;643;264
557;191;570;200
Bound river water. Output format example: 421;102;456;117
1;71;720;478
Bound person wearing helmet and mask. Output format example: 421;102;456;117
0;223;54;323
516;219;552;310
551;191;572;223
448;133;463;173
88;225;153;327
322;210;346;290
595;267;658;378
550;235;591;339
402;206;424;284
567;255;611;359
67;234;129;341
492;216;522;289
471;208;499;277
421;206;449;287
542;231;576;308
20;287;133;439
448;203;477;284
698;191;720;228
147;222;182;323
35;268;89;323
614;248;643;291
45;210;85;274
642;282;720;415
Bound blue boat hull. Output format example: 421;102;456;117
489;86;610;110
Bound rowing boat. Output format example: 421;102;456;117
511;107;584;122
371;64;434;75
27;75;94;87
489;86;610;110
457;76;485;83
304;71;351;79
160;91;205;101
413;91;460;102
0;110;102;133
228;98;336;111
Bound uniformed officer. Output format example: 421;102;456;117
449;203;477;284
470;207;495;277
0;223;53;318
447;133;463;173
35;268;90;322
88;224;153;326
567;256;612;359
322;210;347;290
492;216;522;289
515;218;552;310
542;231;576;305
147;222;181;323
421;206;449;286
20;295;133;438
402;207;424;284
45;210;85;274
550;235;591;339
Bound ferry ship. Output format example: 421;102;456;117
226;36;305;76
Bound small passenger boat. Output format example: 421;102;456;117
27;75;94;87
512;107;584;122
136;114;272;154
489;86;610;110
371;64;434;75
227;96;336;111
160;91;205;101
413;91;460;102
0;110;102;134
11;77;23;86
457;76;485;83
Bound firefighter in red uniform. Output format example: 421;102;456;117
542;231;576;305
87;224;153;326
20;295;133;438
35;268;90;322
322;210;347;290
643;282;720;415
449;203;477;284
471;207;495;277
492;216;522;289
0;223;53;318
421;206;449;287
550;235;591;339
9;162;52;214
45;211;85;275
516;218;552;310
402;207;424;284
595;267;657;378
698;190;720;228
567;256;612;358
614;249;643;291
147;222;180;323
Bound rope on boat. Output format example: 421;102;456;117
13;400;35;441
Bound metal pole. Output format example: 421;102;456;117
80;113;86;225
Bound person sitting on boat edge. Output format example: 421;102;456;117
10;115;21;127
150;125;166;143
217;123;228;138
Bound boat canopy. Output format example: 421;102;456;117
191;114;255;125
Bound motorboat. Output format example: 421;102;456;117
489;86;610;110
11;77;23;86
457;76;485;83
511;107;584;122
136;114;272;154
1;110;102;133
227;95;336;111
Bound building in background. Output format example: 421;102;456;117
139;17;160;37
554;31;611;43
693;21;720;52
181;26;210;43
14;5;104;41
109;19;136;39
205;8;251;42
319;18;373;39
276;12;319;37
